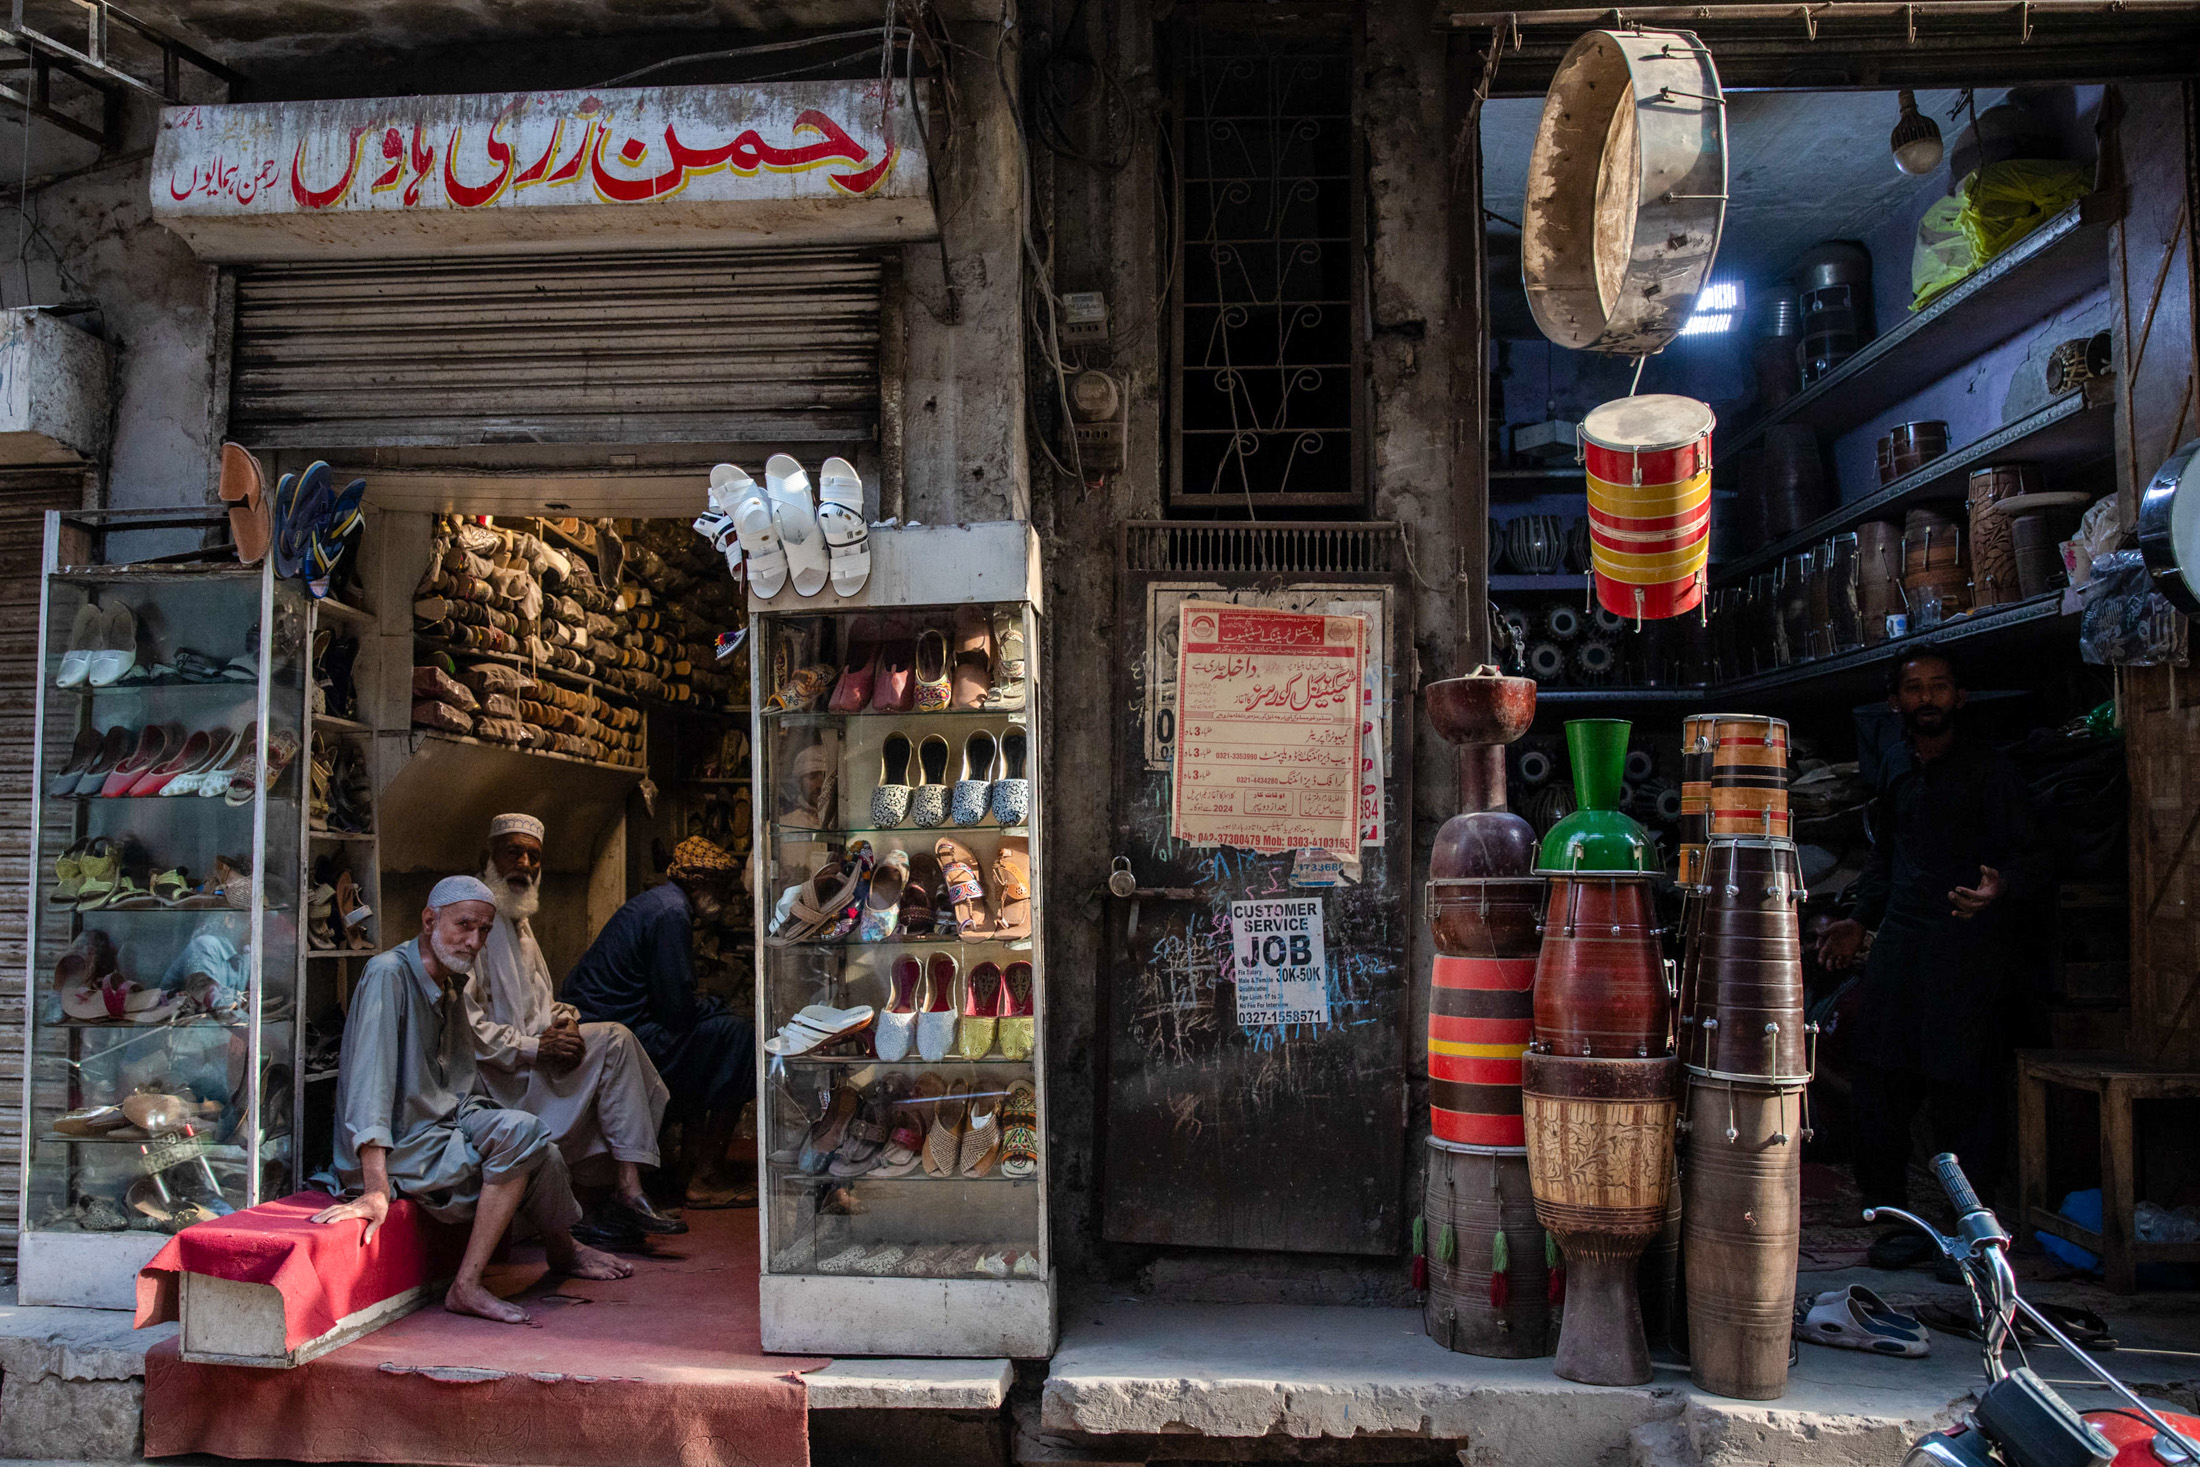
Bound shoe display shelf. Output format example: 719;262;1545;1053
20;509;307;1309
749;522;1054;1358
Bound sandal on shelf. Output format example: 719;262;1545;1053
871;1076;929;1177
1794;1286;1930;1357
901;852;939;937
226;730;301;808
798;1084;861;1173
998;961;1036;1060
86;602;138;689
917;952;958;1062
102;722;174;798
913;627;952;711
815;455;872;597
999;1081;1040;1178
959;961;1001;1060
827;1081;899;1179
49;725;100;796
872;733;914;829
935;837;992;941
871;626;915;714
924;1078;969;1178
134;727;214;797
149;869;192;908
106;871;162;911
952;729;998;828
910;734;951;828
53;1104;129;1138
875;955;922;1061
982;605;1028;711
950;605;991;711
71;838;120;911
763;1004;876;1059
859;850;909;943
991;838;1032;940
198;723;256;799
820;844;875;941
765;454;829;599
959;1089;1003;1177
220;442;271;565
72;724;129;796
764;859;863;946
991;728;1030;826
828;615;882;714
48;838;90;907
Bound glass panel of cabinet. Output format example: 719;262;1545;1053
19;510;304;1306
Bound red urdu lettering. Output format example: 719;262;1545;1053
290;126;371;209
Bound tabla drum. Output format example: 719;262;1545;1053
1531;873;1670;1058
1680;837;1809;1085
1522;29;1726;356
1682;1078;1804;1400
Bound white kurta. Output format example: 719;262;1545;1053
462;912;670;1170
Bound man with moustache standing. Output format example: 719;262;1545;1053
563;837;755;1209
1816;650;2048;1268
463;813;681;1243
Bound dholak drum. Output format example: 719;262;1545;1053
1679;714;1790;884
1429;950;1537;1150
1427;876;1543;958
1682;1078;1805;1400
1522;1052;1678;1386
1681;837;1809;1084
1531;874;1669;1058
1422;1142;1554;1358
1583;395;1716;622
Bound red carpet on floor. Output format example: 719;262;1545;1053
144;1207;827;1467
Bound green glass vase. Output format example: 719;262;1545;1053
1537;719;1658;873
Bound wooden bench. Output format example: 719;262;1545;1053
2016;1049;2200;1292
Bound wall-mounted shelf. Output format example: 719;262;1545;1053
1716;200;2111;465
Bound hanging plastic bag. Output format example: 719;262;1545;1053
2079;550;2186;666
1912;160;2093;310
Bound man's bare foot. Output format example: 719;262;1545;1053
445;1277;531;1324
546;1235;634;1280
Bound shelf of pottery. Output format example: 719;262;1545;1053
748;528;1052;1357
20;511;308;1307
410;515;745;773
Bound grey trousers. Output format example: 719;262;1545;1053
412;1105;584;1236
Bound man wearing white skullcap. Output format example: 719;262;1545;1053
312;873;632;1324
463;813;681;1244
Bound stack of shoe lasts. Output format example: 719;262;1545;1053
411;660;478;735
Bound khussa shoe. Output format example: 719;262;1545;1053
55;602;100;688
998;961;1036;1060
999;1081;1039;1178
875;956;921;1061
871;733;914;828
958;1089;1003;1176
916;951;958;1062
991;728;1031;825
815;456;872;597
858;850;909;942
910;734;951;828
913;628;951;711
952;729;998;827
828;616;882;713
958;961;1001;1059
765;455;829;598
924;1078;969;1178
86;602;139;689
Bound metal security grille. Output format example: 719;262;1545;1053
1121;519;1402;575
1168;18;1364;512
230;249;884;449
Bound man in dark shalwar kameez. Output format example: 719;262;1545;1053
562;839;756;1209
1817;651;2048;1269
312;875;633;1324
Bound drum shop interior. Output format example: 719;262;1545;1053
1449;59;2200;1384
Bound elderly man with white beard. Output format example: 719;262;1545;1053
461;813;684;1244
312;875;632;1324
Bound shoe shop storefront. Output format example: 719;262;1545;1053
15;74;1019;1467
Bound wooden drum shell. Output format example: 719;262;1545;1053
1681;714;1791;881
1681;1081;1804;1401
1428;876;1544;959
1680;838;1808;1083
1531;875;1670;1058
1422;1144;1554;1358
1429;953;1537;1151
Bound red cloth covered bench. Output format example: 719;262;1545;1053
136;1190;466;1367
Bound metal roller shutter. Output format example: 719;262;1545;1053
0;472;92;1262
230;248;885;450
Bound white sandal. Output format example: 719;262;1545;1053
1794;1286;1930;1357
705;464;749;577
726;466;789;598
765;454;829;599
762;1004;875;1057
814;456;872;597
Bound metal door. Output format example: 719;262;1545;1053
1102;521;1415;1254
229;248;884;448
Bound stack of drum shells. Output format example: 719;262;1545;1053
1901;505;1969;616
1675;712;1813;1401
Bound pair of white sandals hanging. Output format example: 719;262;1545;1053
696;455;871;598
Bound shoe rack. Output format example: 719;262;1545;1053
749;523;1054;1358
19;509;309;1309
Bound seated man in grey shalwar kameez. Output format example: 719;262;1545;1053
462;813;683;1242
312;875;632;1325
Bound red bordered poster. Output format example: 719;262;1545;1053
1170;601;1366;853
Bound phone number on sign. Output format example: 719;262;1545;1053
1241;1006;1328;1025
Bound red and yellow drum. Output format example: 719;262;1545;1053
1678;713;1791;884
1429;952;1537;1150
1583;395;1716;622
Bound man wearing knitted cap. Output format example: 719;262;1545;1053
564;836;755;1208
313;875;632;1324
464;814;682;1243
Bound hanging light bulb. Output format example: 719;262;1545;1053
1889;89;1945;176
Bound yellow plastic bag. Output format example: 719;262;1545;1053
1911;160;2092;311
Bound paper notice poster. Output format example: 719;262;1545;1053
1171;601;1365;853
1229;898;1331;1026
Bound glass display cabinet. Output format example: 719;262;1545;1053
750;522;1053;1357
19;509;305;1308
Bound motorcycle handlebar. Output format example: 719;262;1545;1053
1934;1152;1987;1218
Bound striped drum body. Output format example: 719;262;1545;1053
1430;953;1537;1150
1582;395;1716;622
1679;714;1790;882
